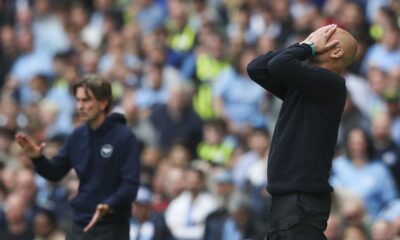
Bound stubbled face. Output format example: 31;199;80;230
75;87;105;124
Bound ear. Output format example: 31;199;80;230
99;100;108;112
329;47;344;59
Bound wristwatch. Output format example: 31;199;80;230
302;41;317;56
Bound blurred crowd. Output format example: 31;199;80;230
0;0;400;239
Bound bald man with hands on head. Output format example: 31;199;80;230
247;24;358;239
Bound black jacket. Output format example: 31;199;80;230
247;44;346;194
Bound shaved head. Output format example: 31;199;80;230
331;28;358;67
310;27;358;73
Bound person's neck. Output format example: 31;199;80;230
255;149;268;158
89;113;107;130
352;156;368;167
138;212;150;224
168;108;183;120
8;221;27;235
190;191;200;200
314;62;343;75
374;137;390;149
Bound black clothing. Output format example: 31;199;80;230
247;43;346;194
149;104;203;154
266;193;331;240
374;140;400;190
66;221;129;240
0;228;34;240
0;48;15;89
204;208;229;240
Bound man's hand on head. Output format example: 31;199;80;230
301;24;339;54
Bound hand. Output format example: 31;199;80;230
301;24;339;54
15;133;45;159
83;204;110;232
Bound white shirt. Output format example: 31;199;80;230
165;191;218;240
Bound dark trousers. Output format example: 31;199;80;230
66;221;129;240
266;193;331;240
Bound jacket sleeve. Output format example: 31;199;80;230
32;140;72;182
104;132;141;210
267;43;346;102
247;45;296;100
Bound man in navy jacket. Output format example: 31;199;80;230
16;75;140;240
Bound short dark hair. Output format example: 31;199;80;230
72;74;113;113
345;127;375;160
187;168;205;182
204;118;227;133
252;127;271;139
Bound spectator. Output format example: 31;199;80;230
32;0;70;55
126;0;166;34
165;0;196;68
0;25;17;89
149;81;203;154
8;27;53;105
371;219;395;240
165;168;217;240
331;128;398;218
98;31;141;79
135;62;169;116
121;89;158;148
204;168;246;240
187;0;222;31
0;193;34;240
342;224;370;240
226;3;257;45
15;168;41;227
214;48;268;134
188;31;230;120
0;127;15;161
337;93;370;148
152;164;183;213
79;49;100;75
165;142;192;169
372;113;400;190
33;208;65;240
129;186;172;240
220;199;256;240
197;119;233;166
362;25;400;75
233;128;270;189
290;0;319;31
344;70;384;120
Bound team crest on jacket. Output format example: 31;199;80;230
100;144;113;158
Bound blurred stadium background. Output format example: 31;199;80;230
0;0;400;239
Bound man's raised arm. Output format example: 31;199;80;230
15;133;72;182
247;46;295;100
267;25;346;102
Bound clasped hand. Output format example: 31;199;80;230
301;24;339;54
